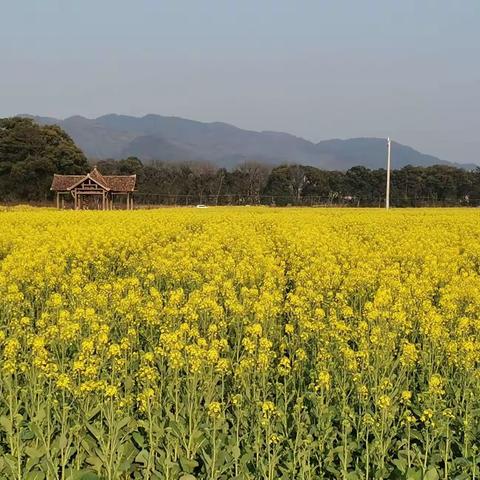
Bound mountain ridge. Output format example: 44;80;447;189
21;114;477;170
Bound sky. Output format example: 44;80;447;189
1;0;479;164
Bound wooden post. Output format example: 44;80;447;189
56;192;60;209
386;137;391;210
102;191;105;211
61;196;65;209
130;194;134;210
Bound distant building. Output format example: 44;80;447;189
50;167;136;210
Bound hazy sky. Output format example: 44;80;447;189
1;0;479;163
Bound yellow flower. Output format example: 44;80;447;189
246;323;262;337
357;384;368;398
215;358;230;375
442;408;454;419
315;370;331;392
421;408;434;424
105;385;118;398
285;323;294;335
2;360;16;375
428;374;445;396
3;338;20;359
208;324;218;335
277;356;291;376
400;342;418;367
168;350;184;369
377;394;392;411
403;410;416;425
108;344;121;357
295;348;307;362
401;390;412;404
207;401;222;418
363;413;374;427
143;351;155;363
56;373;72;391
137;388;155;412
20;316;31;327
269;433;280;445
137;365;158;383
207;348;219;364
260;401;276;419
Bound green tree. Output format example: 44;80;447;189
117;156;144;175
0;117;88;200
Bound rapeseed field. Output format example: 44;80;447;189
1;207;479;479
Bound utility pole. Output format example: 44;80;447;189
386;137;391;209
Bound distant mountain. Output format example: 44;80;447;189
22;114;477;170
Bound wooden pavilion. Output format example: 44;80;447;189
51;167;136;210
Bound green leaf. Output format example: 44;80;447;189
25;471;45;480
25;446;46;460
85;423;103;442
86;406;101;421
65;469;100;480
118;440;139;472
116;416;131;430
132;431;145;448
59;433;69;449
33;407;46;423
405;470;423;480
21;428;35;440
346;473;360;480
179;475;196;480
231;445;241;459
393;457;408;473
179;456;198;473
0;416;12;434
2;454;18;473
424;467;439;480
85;456;103;471
125;376;134;390
29;422;44;440
78;473;101;480
135;449;150;467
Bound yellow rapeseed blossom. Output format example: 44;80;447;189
207;401;222;418
428;374;445;396
401;390;413;404
137;388;155;412
377;394;392;411
1;207;479;477
261;401;277;419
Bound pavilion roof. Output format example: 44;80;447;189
51;167;136;192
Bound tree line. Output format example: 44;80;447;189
97;159;480;207
1;117;480;206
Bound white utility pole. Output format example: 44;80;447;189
386;137;391;209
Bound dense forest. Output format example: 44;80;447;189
1;117;480;206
